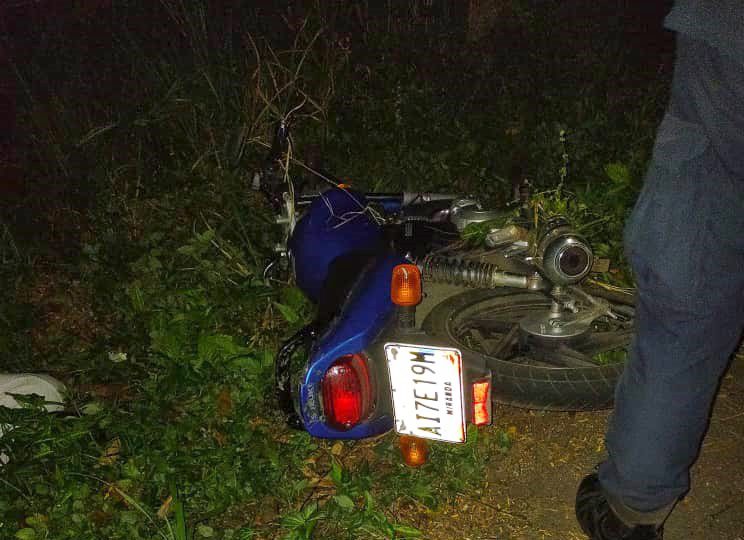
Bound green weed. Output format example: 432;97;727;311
0;1;669;538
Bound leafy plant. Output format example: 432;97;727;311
1;1;669;538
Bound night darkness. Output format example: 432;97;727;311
1;0;674;214
7;2;728;538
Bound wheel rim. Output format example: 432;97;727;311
444;291;634;368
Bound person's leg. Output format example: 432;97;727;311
578;35;744;536
600;188;744;522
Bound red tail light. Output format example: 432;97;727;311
321;353;374;430
472;380;491;426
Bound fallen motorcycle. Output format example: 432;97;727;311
256;122;635;448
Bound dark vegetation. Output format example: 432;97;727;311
0;1;672;538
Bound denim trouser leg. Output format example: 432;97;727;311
597;35;744;525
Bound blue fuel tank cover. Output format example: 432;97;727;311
289;189;384;302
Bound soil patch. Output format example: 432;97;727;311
413;354;744;539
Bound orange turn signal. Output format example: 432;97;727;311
390;264;422;306
472;380;491;426
399;435;428;467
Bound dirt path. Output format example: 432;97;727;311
415;356;744;540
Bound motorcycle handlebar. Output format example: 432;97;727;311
295;191;457;208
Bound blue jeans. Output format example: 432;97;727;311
597;35;744;525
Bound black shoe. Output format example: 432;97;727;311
576;474;663;540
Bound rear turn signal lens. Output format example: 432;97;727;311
391;264;422;306
321;353;374;430
399;435;428;467
472;380;491;426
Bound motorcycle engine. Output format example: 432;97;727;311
535;218;593;285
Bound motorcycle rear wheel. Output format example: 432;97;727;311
422;285;635;411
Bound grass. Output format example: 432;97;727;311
0;1;671;538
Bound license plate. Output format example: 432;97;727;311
385;343;466;443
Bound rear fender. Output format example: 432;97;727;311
299;253;405;439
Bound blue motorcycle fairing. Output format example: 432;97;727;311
289;188;385;303
299;253;405;439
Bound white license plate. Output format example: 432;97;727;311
385;343;466;443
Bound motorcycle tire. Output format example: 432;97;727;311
422;285;635;411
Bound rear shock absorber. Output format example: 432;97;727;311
416;255;531;289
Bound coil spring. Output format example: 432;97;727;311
417;254;502;288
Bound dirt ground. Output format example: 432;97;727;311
414;354;744;540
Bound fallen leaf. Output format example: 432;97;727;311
90;510;114;526
216;387;233;418
317;476;336;488
98;437;121;466
213;430;227;446
157;495;173;519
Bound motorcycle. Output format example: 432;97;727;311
256;122;635;447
